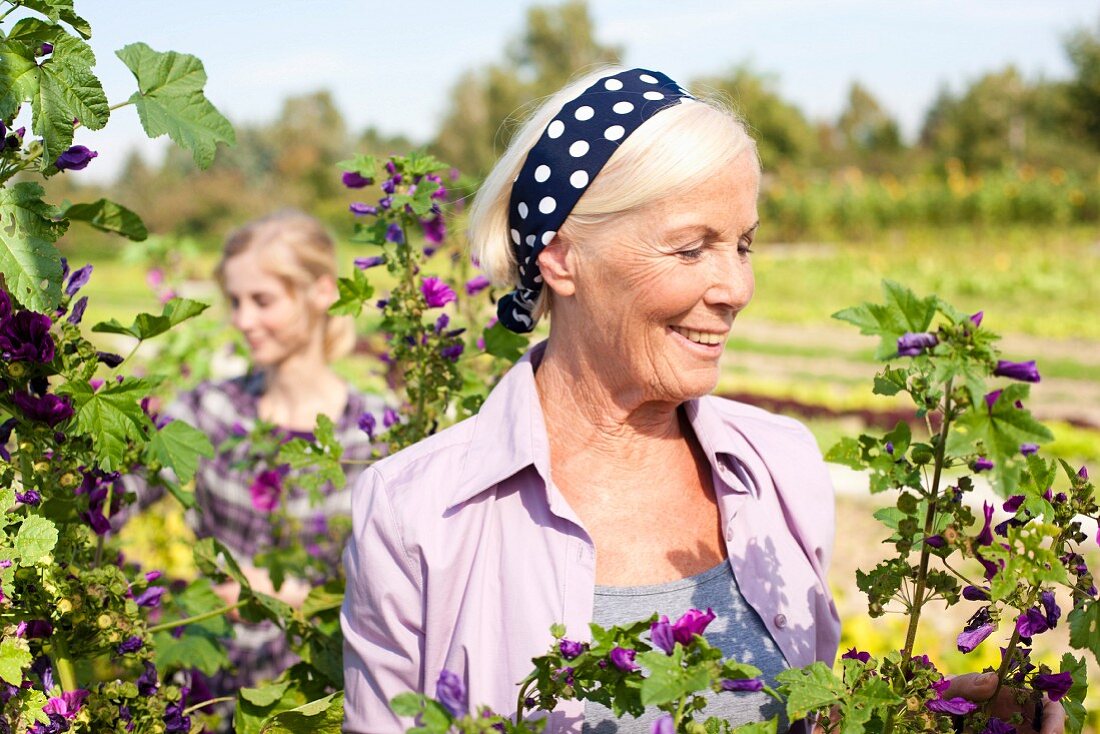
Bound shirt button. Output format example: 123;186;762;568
724;526;734;542
774;614;787;629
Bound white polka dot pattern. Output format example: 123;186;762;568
499;68;694;333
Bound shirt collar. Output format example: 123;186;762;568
450;342;756;510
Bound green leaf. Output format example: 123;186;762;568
730;720;778;734
0;37;40;120
776;661;844;720
33;32;109;166
0;637;33;686
330;268;374;317
92;297;209;340
234;664;330;734
61;199;148;240
193;537;250;588
147;419;214;484
337;154;377;177
839;676;901;734
947;383;1054;486
19;0;91;38
1059;653;1087;734
115;42;235;168
58;378;153;472
13;515;58;566
0;182;67;312
483;322;528;362
832;280;937;360
825;437;863;470
240;680;293;707
153;626;230;675
1068;600;1100;666
259;691;344;734
301;580;344;618
389;693;425;717
170;578;234;635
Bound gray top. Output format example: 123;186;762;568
583;561;789;733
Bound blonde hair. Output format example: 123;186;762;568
215;209;355;362
467;66;759;326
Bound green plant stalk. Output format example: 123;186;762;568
182;695;235;715
147;599;245;634
514;676;537;724
50;636;78;692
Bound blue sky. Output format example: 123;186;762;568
65;0;1099;181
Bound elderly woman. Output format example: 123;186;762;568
340;68;1061;734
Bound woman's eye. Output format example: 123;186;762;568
676;242;706;261
738;239;754;255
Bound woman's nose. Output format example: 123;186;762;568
704;249;754;311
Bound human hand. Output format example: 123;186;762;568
945;672;1065;734
212;579;242;621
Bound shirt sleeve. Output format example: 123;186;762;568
341;467;425;733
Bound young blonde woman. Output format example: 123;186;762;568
125;210;383;699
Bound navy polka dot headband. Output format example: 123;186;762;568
498;68;694;333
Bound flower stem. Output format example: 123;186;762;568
51;636;79;692
147;600;244;634
901;379;954;660
514;677;537;723
183;695;235;715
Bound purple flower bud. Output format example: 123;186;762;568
927;697;979;715
962;585;990;601
1039;590;1060;628
465;275;491;296
671;607;716;645
976;502;994;546
38;42;53;55
97;351;124;368
441;342;464;362
378;196;393;210
841;647;870;663
358;412;376;439
721;677;764;692
1015;608;1050;638
354;256;384;270
385;223;404;245
383;407;400;428
609;646;639;672
1079;465;1089;480
67;296;88;325
994;359;1041;383
957;607;995;653
1019;443;1039;456
341;171;373;188
349;202;378;216
133;586;165;608
652;713;674;734
1003;495;1024;513
65;264;93;296
559;639;584;660
116;636;143;654
145;570;162;582
1033;671;1073;701
435;669;467;718
420;277;457;308
974;457;994;472
421;214;446;244
924;534;946;548
884;441;894;455
137;661;159;696
897;332;938;357
650;615;675;654
984;389;1002;412
385;160;397;175
969;311;984;328
55;145;98;171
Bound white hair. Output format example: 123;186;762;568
467;66;759;325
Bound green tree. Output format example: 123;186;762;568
432;0;621;177
1065;19;1100;147
837;83;901;153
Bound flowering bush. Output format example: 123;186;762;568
394;281;1097;734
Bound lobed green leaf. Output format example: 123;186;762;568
0;182;67;312
61;198;148;240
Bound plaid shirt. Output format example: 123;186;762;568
126;373;383;693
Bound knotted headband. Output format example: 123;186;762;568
498;68;695;333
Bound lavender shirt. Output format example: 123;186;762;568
341;343;840;733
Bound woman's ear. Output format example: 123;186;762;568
536;234;577;298
309;274;339;312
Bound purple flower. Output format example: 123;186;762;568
1039;591;1060;629
421;214;446;244
0;418;15;462
957;607;995;653
897;332;938;357
39;42;53;55
249;469;282;512
465;275;491;296
0;310;56;362
927;697;979;715
358;412;376;439
16;489;41;505
384;222;405;244
378;195;393;210
134;586;165;608
962;585;990;601
349;202;378;216
441;342;464;362
994;360;1041;383
970;311;984;328
1033;671;1073;701
559;639;584;659
381;174;403;194
671;607;716;646
977;502;994;546
435;669;467;718
1003;495;1024;513
650;615;676;654
609;646;639;672
421;277;457;308
981;718;1016;734
652;714;674;734
145;570;162;582
65;264;93;296
1080;465;1089;480
1015;608;1050;638
354;256;384;270
13;392;72;427
383;407;400;428
1020;443;1039;456
97;351;124;368
924;534;946;548
55;145;97;171
884;441;894;455
342;171;373;188
164;687;191;733
67;296;88;325
721;677;764;692
31;655;54;689
984;389;1003;412
43;690;88;720
841;648;870;663
974;457;994;472
117;636;143;654
137;661;159;696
